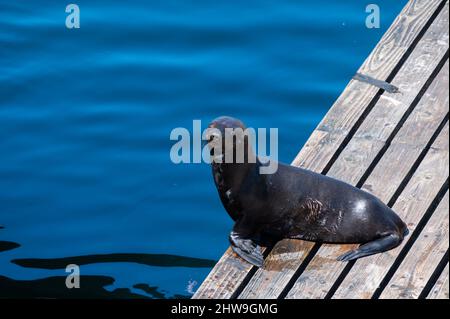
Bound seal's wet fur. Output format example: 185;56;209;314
207;116;408;267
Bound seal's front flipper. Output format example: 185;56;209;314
229;231;264;268
337;233;402;262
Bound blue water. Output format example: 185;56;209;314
0;1;406;298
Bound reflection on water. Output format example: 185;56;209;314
0;241;20;253
13;253;216;269
0;226;210;298
133;283;189;299
0;274;191;299
1;274;163;299
0;275;144;299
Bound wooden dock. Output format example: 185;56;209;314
194;0;449;299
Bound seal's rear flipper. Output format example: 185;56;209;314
337;233;402;262
229;231;264;268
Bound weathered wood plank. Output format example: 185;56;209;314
357;0;446;76
193;0;446;299
190;247;253;298
326;6;449;187
379;192;449;299
427;263;449;299
240;7;449;299
292;0;446;170
287;65;449;298
330;125;450;299
291;59;449;300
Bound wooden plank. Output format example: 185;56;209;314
326;5;449;186
287;57;449;298
379;192;449;299
190;247;253;298
239;7;449;299
330;125;450;299
287;114;448;298
292;0;446;171
427;263;449;299
193;0;445;299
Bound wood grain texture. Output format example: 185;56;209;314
361;63;449;198
193;0;447;299
330;126;449;299
380;192;449;299
288;123;450;299
427;263;449;299
190;247;252;298
326;4;449;186
293;0;446;170
358;0;446;76
240;6;449;299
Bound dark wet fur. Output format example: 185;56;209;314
208;116;409;267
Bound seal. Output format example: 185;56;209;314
206;116;409;267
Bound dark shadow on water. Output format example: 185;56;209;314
1;227;200;298
0;275;149;299
0;275;192;299
0;227;21;253
0;241;20;253
12;253;216;269
133;283;189;299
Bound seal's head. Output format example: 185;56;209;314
208;116;247;133
207;116;258;202
206;116;255;165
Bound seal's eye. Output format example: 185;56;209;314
208;132;221;143
208;136;213;143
